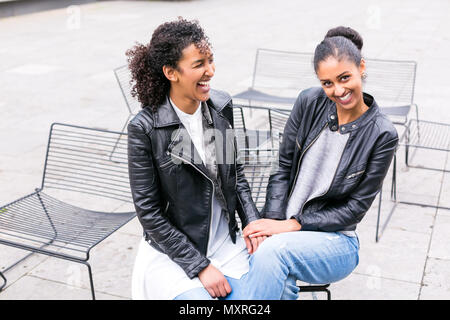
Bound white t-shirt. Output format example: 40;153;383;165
131;99;249;300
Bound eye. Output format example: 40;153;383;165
340;75;350;81
321;81;332;87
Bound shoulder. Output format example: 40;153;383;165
208;89;234;124
290;87;330;119
298;86;327;101
208;89;232;111
128;107;155;135
294;87;328;109
372;103;399;143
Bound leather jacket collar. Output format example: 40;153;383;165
327;92;379;134
153;89;231;128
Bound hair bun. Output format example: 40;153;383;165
325;26;363;50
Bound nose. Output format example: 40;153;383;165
205;61;215;77
334;84;345;97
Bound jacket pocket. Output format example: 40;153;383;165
346;169;365;180
343;163;367;185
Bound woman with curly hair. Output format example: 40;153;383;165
239;26;399;299
127;18;262;300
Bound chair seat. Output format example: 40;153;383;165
233;89;297;105
0;191;135;258
380;105;411;117
406;119;450;151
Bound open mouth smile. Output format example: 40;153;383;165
336;91;352;105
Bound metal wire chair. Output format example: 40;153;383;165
238;146;331;300
0;271;6;291
233;48;315;107
233;104;290;151
0;123;136;299
238;148;279;211
110;65;141;159
404;119;450;173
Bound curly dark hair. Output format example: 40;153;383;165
126;17;211;110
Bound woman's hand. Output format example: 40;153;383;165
243;218;302;239
243;234;267;255
198;264;232;298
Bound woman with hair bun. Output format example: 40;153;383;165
240;26;398;299
127;18;263;300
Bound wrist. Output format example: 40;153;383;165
287;218;302;231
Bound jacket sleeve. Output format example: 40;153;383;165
294;132;399;231
127;121;210;279
261;92;305;220
221;103;259;228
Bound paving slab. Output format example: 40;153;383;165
361;202;435;236
27;231;139;299
0;0;449;300
427;213;450;261
330;272;420;300
438;172;450;210
0;275;125;300
420;258;450;300
354;224;430;284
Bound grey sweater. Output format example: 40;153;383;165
285;125;356;237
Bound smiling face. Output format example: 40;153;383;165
316;56;366;113
164;43;215;112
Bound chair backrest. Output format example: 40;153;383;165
233;104;290;133
41;123;132;203
268;108;290;134
232;104;290;150
238;147;279;211
251;49;417;108
233;106;246;130
363;58;417;107
251;49;317;99
114;65;142;115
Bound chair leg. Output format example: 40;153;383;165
414;104;420;141
405;124;411;167
391;152;397;201
0;239;96;299
298;284;331;300
376;189;382;243
81;261;96;300
0;271;6;291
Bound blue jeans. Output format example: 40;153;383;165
174;231;359;300
239;231;360;300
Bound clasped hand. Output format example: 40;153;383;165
243;218;302;254
198;218;302;298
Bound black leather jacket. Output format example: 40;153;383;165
127;89;259;279
262;87;398;232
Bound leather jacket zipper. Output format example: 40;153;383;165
169;152;214;254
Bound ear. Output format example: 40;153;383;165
162;65;178;82
359;58;366;76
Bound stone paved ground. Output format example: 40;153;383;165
0;0;449;300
